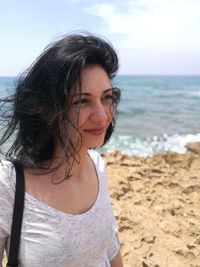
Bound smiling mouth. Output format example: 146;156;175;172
84;127;106;135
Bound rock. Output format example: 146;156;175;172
141;234;156;244
182;184;200;194
185;142;200;155
159;221;182;237
142;262;149;267
174;245;200;257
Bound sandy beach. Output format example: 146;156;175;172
2;143;200;267
103;142;200;267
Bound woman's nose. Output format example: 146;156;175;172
90;101;107;122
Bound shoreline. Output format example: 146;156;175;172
103;143;200;266
99;133;200;158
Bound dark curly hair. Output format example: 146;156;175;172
0;33;120;176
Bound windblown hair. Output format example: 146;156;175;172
0;33;120;175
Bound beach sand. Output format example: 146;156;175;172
2;143;200;267
103;142;200;267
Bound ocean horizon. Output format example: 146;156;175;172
0;75;200;156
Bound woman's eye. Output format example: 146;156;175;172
80;99;88;104
72;98;89;106
101;95;114;103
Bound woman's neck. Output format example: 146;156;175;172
49;146;89;183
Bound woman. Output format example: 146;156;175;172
0;33;123;267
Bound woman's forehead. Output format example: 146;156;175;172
80;65;111;93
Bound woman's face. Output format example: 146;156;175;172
69;65;114;150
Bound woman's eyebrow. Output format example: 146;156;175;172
74;88;113;97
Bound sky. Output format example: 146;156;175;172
0;0;200;76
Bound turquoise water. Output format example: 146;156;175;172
1;76;200;156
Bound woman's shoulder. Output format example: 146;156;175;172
0;160;16;196
0;160;16;235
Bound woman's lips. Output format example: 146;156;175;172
84;127;106;135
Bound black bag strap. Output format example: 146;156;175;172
7;161;25;267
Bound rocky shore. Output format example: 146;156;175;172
103;142;200;267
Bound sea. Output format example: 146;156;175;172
0;76;200;157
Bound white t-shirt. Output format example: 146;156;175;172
0;150;120;267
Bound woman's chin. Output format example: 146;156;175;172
86;140;105;149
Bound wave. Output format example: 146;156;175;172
186;91;200;97
100;133;200;157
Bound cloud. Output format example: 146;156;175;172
84;0;200;52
